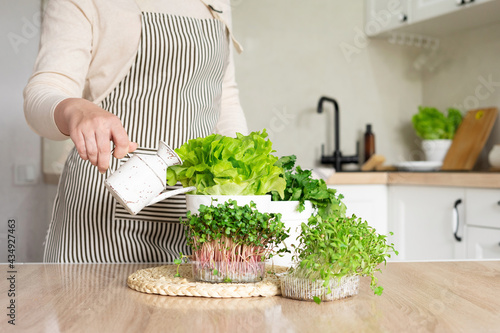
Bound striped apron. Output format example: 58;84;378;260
44;12;229;263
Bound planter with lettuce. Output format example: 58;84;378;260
412;106;462;162
280;213;398;304
181;199;289;283
167;129;286;212
268;155;346;266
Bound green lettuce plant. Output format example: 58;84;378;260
289;214;398;304
412;106;462;140
167;130;286;198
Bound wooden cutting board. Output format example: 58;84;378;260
442;108;498;170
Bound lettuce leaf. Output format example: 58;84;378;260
412;106;463;140
167;130;286;198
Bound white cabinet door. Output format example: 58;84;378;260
411;0;462;22
330;185;388;236
388;185;466;261
467;226;500;259
365;0;410;36
465;188;500;229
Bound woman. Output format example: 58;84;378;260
24;0;248;263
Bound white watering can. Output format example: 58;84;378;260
104;141;196;215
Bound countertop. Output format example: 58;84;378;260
327;171;500;188
2;261;499;332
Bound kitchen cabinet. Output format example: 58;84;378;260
465;188;500;259
388;185;500;261
411;0;495;21
327;173;500;261
464;188;500;229
467;226;500;259
364;0;410;36
329;185;388;235
410;0;462;22
365;0;500;37
388;185;466;261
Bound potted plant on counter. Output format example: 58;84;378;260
167;129;285;212
182;199;289;283
267;155;346;266
280;213;398;304
412;106;462;162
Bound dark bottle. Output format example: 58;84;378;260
364;124;375;162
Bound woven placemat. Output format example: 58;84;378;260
127;264;288;298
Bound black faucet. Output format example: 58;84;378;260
317;96;359;171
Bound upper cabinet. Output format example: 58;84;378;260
365;0;500;37
410;0;461;22
365;0;410;35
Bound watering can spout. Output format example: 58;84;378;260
147;185;197;206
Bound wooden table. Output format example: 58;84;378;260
1;261;499;332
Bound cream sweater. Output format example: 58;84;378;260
23;0;247;141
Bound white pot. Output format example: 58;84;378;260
266;200;313;267
185;194;271;214
422;139;452;162
488;145;500;168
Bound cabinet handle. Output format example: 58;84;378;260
452;199;462;242
497;201;500;206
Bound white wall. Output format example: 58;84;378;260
0;0;56;262
422;22;500;170
231;0;423;169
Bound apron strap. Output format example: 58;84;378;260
199;0;244;54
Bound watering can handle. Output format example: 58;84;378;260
148;186;197;206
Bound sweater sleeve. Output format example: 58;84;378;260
23;0;93;141
215;45;249;137
213;1;248;137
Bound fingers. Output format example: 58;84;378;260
60;99;135;173
84;130;99;167
70;131;88;161
111;127;132;159
96;132;111;174
129;141;138;153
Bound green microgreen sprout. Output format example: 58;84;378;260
181;199;290;282
289;214;398;304
173;252;189;278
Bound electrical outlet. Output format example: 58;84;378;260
14;164;38;186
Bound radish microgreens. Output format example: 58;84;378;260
173;252;189;277
181;199;290;281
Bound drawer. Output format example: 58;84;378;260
465;188;500;228
467;226;500;259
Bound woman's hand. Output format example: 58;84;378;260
54;98;138;173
